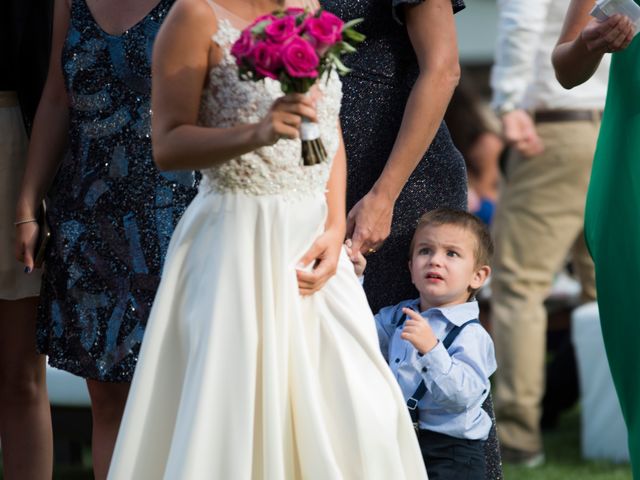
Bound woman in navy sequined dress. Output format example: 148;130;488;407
15;0;196;477
321;0;503;478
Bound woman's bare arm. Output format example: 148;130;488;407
552;0;633;89
347;0;460;254
15;0;71;270
15;0;71;222
297;122;348;295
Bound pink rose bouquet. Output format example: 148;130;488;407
232;8;364;166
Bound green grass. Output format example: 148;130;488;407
503;408;631;480
1;408;632;479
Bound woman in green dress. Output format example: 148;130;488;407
552;3;637;475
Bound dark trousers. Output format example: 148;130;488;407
418;429;486;480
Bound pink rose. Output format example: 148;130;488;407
251;42;283;79
265;16;298;43
281;36;319;79
231;30;254;64
304;11;344;54
248;13;278;30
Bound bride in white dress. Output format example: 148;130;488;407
108;0;427;478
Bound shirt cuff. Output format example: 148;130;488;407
411;341;452;382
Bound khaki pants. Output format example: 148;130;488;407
491;119;599;453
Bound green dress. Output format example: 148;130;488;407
585;29;640;476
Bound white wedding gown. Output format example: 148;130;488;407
108;10;427;480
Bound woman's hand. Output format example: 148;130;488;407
581;14;634;54
296;226;343;296
255;93;317;146
14;222;40;273
346;189;395;255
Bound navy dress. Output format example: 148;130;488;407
321;0;468;315
37;0;197;382
321;1;503;478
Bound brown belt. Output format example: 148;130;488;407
534;109;603;123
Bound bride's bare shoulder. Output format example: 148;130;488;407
164;0;219;37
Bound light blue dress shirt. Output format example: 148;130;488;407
375;299;497;440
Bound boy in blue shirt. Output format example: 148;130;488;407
347;208;496;479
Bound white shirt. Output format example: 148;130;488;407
490;0;610;112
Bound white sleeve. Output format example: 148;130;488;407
490;0;553;112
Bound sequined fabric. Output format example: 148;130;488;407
321;1;503;479
198;19;342;199
321;0;467;312
37;0;198;382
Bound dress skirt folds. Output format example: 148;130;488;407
108;191;427;479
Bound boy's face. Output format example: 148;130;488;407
408;223;490;310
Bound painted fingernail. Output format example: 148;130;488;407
24;266;31;274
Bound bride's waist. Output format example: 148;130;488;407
198;159;330;198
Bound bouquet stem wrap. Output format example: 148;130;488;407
300;117;326;166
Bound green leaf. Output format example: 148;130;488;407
328;53;351;75
339;42;357;53
344;28;366;44
250;20;270;36
343;18;364;30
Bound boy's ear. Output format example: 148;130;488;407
470;265;491;290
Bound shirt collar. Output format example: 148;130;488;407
411;300;480;327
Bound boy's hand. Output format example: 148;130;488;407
401;308;438;355
345;238;367;277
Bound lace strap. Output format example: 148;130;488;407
204;1;251;29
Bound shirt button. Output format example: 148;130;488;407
395;358;400;363
421;367;427;373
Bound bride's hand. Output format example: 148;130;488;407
255;93;317;146
296;226;343;296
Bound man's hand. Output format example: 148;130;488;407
501;109;544;157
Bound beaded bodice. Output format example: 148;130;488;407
197;19;343;197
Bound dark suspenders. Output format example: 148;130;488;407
406;319;481;431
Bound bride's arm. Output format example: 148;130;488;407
297;123;347;295
151;0;316;171
324;125;347;237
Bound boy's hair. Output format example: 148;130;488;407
408;208;494;267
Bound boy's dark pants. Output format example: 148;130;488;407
418;429;486;480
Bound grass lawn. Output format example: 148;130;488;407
1;407;632;479
504;408;631;480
